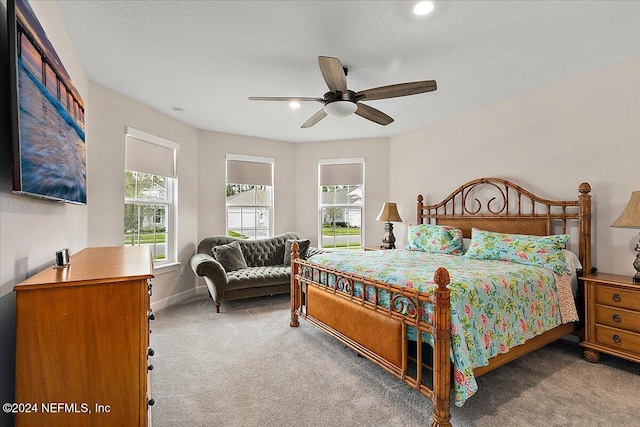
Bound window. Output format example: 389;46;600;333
124;172;172;264
124;127;178;266
319;159;364;250
226;155;274;239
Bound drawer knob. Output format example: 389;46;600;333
612;314;621;323
148;364;154;371
612;335;622;345
148;398;155;407
148;347;155;357
612;293;621;302
148;312;155;321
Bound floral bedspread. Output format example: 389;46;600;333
306;249;577;406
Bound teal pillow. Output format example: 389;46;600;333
404;224;464;255
464;228;570;274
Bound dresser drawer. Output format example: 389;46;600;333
595;286;640;311
595;305;640;334
595;325;640;357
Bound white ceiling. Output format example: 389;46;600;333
55;1;640;143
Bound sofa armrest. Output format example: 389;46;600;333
190;253;228;285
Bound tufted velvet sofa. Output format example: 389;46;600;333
190;232;322;312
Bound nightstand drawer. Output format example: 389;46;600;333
595;325;640;357
595;305;640;333
595;286;640;311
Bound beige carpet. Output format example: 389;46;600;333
150;294;640;427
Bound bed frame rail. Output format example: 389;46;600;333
290;249;452;425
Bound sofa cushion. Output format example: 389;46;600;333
226;266;291;291
213;241;248;272
283;239;311;265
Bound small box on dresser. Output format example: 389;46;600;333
13;246;155;427
580;273;640;364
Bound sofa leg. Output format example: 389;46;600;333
215;302;221;313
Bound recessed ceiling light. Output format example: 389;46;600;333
412;1;435;16
289;101;301;110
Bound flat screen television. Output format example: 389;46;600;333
8;0;86;205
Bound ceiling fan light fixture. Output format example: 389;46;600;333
324;100;357;117
412;1;435;16
289;101;301;109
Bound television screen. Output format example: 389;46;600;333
8;0;86;205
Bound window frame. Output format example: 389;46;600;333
124;170;177;266
225;154;274;240
123;127;179;267
318;158;365;250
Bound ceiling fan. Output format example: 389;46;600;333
249;56;437;128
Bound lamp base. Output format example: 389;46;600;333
633;238;640;283
381;222;396;250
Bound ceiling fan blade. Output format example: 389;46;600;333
355;103;394;126
356;80;437;101
318;56;347;93
301;109;328;128
249;96;323;103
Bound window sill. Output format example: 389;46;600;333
154;262;180;276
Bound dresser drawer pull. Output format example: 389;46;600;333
612;335;622;345
148;347;155;357
612;314;621;323
148;398;155;407
612;293;621;302
148;311;155;321
148;364;154;371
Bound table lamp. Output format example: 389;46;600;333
376;202;402;249
611;191;640;282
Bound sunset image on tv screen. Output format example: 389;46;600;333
13;0;86;204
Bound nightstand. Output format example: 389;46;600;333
580;273;640;364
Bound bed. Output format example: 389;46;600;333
289;177;592;427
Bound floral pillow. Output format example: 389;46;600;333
404;224;464;255
464;228;570;274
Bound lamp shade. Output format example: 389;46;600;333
324;100;357;117
376;202;402;222
611;191;640;229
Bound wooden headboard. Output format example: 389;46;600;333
416;178;592;273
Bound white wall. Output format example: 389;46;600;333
390;58;640;277
195;133;392;250
87;82;199;308
294;138;391;248
196;130;296;240
0;1;88;424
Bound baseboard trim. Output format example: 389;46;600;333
151;287;207;312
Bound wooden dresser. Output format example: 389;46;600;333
580;272;640;364
14;246;155;426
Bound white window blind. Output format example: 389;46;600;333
226;156;273;186
319;162;363;186
125;127;178;178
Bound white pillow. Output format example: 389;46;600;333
562;249;582;274
562;249;582;295
462;237;471;254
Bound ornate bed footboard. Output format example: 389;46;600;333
290;246;454;426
